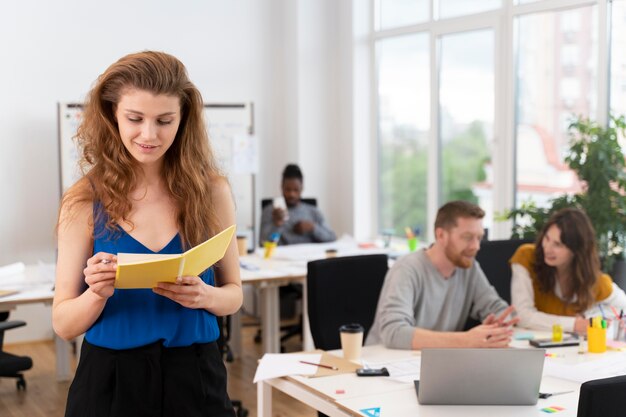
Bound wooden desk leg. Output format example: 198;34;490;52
259;284;280;353
54;334;72;381
257;380;273;417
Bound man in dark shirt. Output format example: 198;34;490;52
259;164;336;245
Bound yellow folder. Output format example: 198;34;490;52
115;225;236;289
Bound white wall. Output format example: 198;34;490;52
1;0;356;341
0;0;355;267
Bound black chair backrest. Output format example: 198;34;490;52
577;375;626;417
474;239;534;304
307;254;388;350
261;198;317;210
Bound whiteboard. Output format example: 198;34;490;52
57;102;257;248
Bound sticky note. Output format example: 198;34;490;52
541;406;565;413
360;407;381;417
514;332;534;340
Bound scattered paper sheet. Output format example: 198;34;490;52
253;353;322;383
543;351;626;382
0;262;25;278
363;358;421;383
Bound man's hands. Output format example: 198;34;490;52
466;305;519;348
293;220;314;234
271;207;314;235
466;323;514;348
482;305;519;328
271;208;286;226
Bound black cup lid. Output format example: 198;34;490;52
339;323;364;333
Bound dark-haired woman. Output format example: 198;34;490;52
511;208;626;334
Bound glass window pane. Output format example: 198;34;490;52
439;29;495;230
376;34;430;237
438;0;500;20
514;6;598;209
376;0;429;30
611;0;626;145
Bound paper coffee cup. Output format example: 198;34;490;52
339;323;364;361
236;236;247;256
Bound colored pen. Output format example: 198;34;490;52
610;305;621;320
539;390;574;399
598;304;606;320
270;232;281;243
404;227;415;239
299;360;338;371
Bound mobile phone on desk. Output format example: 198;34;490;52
529;337;580;348
356;367;389;377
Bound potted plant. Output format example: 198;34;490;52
503;114;626;277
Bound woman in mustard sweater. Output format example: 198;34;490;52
511;208;626;334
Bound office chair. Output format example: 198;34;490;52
256;197;318;351
216;315;248;417
0;311;33;390
463;238;533;330
307;254;388;417
577;375;626;417
474;239;534;304
307;254;388;350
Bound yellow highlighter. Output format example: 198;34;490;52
552;324;563;342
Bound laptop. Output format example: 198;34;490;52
415;348;545;405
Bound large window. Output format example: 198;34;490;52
514;6;597;209
438;0;500;19
369;0;613;240
439;30;494;230
375;0;428;30
376;34;430;236
611;1;626;145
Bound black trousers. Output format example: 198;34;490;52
65;340;235;417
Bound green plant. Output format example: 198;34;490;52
501;114;626;272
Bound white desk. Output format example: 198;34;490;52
257;333;625;417
0;263;74;382
239;242;394;355
239;256;308;354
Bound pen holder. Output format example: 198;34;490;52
587;327;607;353
263;241;277;259
407;237;418;252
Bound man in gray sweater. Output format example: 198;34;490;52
366;201;518;349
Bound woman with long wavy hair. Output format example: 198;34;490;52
53;51;241;417
511;207;626;334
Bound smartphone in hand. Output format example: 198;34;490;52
273;196;289;220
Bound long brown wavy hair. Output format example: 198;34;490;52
60;51;223;249
534;207;600;312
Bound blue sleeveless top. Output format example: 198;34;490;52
85;206;219;349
